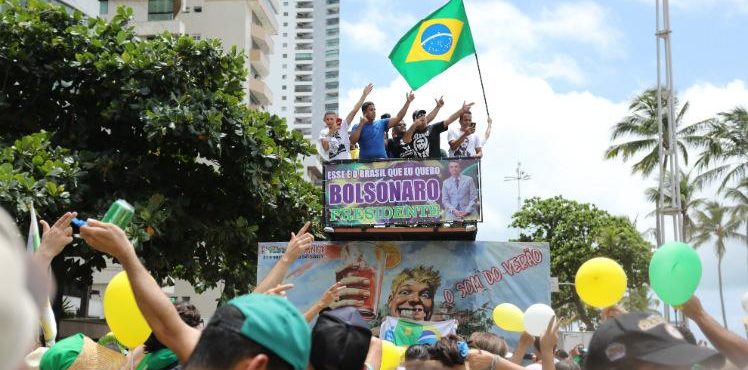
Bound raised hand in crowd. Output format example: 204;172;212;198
539;316;560;370
35;211;76;268
254;221;313;293
423;95;444;125
444;101;475;128
681;295;748;368
265;283;295;298
386;91;416;130
80;219;201;363
510;331;535;364
303;281;346;321
345;83;374;125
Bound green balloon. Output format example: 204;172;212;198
649;241;702;305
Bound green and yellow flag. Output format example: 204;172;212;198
388;0;476;90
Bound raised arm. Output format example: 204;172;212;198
443;101;474;128
401;119;422;145
254;222;313;293
80;220;200;364
510;332;534;365
35;212;76;271
350;117;367;147
303;281;345;322
483;116;493;142
425;96;444;124
682;296;748;368
388;91;415;129
345;83;374;124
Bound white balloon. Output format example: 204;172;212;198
523;303;556;337
742;292;748;313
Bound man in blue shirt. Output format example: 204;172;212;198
350;90;415;160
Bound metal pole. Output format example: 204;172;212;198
473;52;490;118
656;0;684;324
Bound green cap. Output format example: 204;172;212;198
40;333;84;370
227;294;311;370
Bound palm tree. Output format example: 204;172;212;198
694;107;748;190
605;89;701;177
723;178;748;281
690;201;747;327
644;170;705;240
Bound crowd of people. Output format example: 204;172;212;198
318;84;492;162
2;210;748;370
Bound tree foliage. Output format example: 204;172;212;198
0;0;321;298
510;196;652;330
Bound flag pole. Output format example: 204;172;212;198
473;51;490;117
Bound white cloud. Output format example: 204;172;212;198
341;19;389;53
535;2;622;51
525;54;587;85
342;1;625;85
681;80;748;122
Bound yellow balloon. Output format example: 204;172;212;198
492;303;525;332
575;257;627;308
104;271;152;348
380;340;407;370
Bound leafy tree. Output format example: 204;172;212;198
694;107;748;190
510;196;652;330
690;201;746;327
0;0;322;305
604;89;699;177
644;170;705;240
723;178;748;281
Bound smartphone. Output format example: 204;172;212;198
470;122;476;129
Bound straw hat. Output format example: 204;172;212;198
40;334;128;370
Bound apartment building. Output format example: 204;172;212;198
267;0;340;183
100;0;279;108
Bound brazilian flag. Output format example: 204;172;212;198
388;0;476;90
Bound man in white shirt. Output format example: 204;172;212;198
441;161;478;221
448;111;490;158
319;83;373;161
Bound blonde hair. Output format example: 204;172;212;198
390;266;442;297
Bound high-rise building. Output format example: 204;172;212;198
267;0;340;183
53;0;100;17
101;0;279;108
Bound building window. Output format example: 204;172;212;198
326;28;339;36
283;42;287;47
295;53;312;61
192;34;201;40
326;81;339;89
282;74;287;79
283;53;287;58
99;0;108;15
326;60;339;68
282;106;287;111
282;96;287;100
283;32;288;37
325;49;338;57
283;22;288;26
148;0;174;20
327;0;339;4
325;103;339;111
283;11;288;16
325;39;339;47
326;17;339;26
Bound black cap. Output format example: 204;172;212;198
310;307;373;370
412;109;427;120
585;312;724;370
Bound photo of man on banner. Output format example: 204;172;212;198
442;160;479;221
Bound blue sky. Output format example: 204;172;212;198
337;0;748;338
